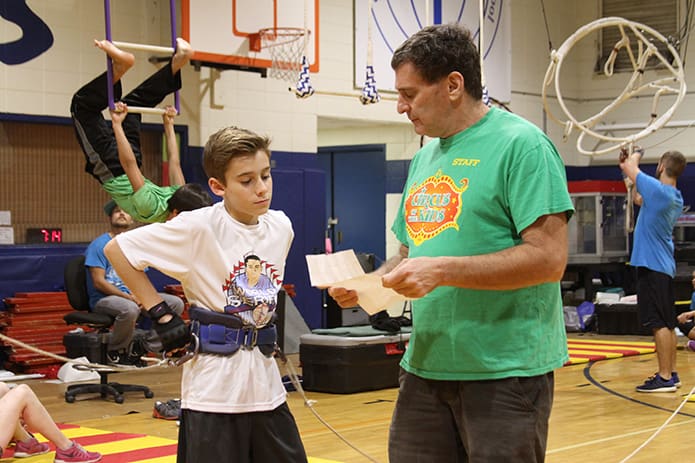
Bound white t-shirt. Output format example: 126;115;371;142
115;202;294;413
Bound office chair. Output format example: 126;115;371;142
62;255;154;404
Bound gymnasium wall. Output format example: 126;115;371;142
0;115;172;243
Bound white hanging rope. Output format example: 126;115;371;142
479;0;485;87
289;0;315;97
479;0;491;106
360;0;380;104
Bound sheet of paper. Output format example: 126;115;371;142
305;249;366;288
305;250;409;314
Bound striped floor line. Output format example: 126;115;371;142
566;339;655;365
1;424;342;462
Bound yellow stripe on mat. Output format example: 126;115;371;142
565;339;656;365
567;339;655;347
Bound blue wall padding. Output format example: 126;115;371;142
0;244;176;310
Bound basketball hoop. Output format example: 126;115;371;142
542;17;686;157
252;27;309;83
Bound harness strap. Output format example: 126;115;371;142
189;307;277;356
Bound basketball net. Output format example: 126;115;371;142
260;27;307;82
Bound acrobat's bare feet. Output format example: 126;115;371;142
94;39;135;82
171;38;194;74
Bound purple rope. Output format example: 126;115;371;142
102;0;179;113
169;0;180;114
104;0;114;110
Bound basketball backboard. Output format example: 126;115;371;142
182;0;319;73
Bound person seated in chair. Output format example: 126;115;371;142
85;201;185;365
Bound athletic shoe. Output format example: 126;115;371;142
153;398;181;420
686;340;695;352
13;436;50;457
635;374;677;393
54;442;102;463
107;349;145;367
672;371;682;388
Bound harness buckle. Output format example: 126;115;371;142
166;332;200;367
241;328;258;350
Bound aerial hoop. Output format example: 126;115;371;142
542;17;686;157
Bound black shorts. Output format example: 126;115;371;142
177;402;307;463
637;266;676;330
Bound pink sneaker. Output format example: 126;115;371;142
54;442;102;463
13;436;50;457
687;340;695;352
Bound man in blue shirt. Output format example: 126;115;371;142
620;148;687;392
85;201;184;364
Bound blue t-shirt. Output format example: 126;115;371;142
84;232;131;308
631;172;683;277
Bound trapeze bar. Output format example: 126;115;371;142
595;119;695;131
112;41;174;55
125;106;169;115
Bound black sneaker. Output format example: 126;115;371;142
107;349;145;367
153;398;181;420
635;374;677;393
106;350;125;365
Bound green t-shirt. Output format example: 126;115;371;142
392;107;574;380
103;175;180;223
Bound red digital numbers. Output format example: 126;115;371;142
41;228;62;243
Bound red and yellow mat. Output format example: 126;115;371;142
1;424;341;462
565;338;655;365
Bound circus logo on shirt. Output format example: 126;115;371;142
404;169;468;246
222;253;283;327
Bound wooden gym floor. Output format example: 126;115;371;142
11;333;695;463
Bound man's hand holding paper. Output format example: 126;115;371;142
305;250;411;314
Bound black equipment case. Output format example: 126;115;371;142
299;332;410;394
596;303;651;335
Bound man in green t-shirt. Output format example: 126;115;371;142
329;24;574;462
71;38;205;223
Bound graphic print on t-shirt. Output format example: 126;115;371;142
404;170;468;246
104;266;129;294
222;253;283;327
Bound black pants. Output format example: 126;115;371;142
177;403;308;463
70;62;181;184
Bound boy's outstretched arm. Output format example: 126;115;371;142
104;239;190;352
111;102;146;193
163;106;185;186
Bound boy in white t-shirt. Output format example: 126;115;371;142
104;127;307;462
